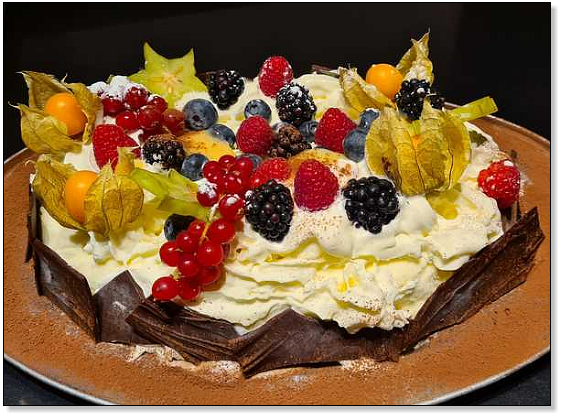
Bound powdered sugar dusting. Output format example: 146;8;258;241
198;179;218;199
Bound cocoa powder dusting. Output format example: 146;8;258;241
4;115;550;405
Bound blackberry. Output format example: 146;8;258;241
275;83;317;127
142;138;186;171
244;180;294;242
268;123;311;158
394;79;445;121
342;177;400;235
207;70;245;110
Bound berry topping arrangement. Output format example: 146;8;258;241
18;32;521;315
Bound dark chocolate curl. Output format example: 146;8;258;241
94;271;149;344
31;238;100;341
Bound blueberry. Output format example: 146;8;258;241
244;99;272;122
241;153;262;169
181;153;209;181
164;214;195;241
343;129;367;162
299;120;318;143
208;123;235;147
358;108;380;132
183;99;218;130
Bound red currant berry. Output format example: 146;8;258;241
178;277;202;301
197;240;224;267
207;219;236;244
137;105;163;130
124;86;149;110
197;183;219;207
187;220;207;241
115;110;140;132
249;172;268;189
203;161;223;180
223;173;246;194
232;156;254;179
162;109;184;131
219;154;236;170
102;98;125;116
147;95;168;113
175;231;198;253
178;253;201;278
197;265;222;287
152;276;179;301
207;171;225;190
159;241;180;267
219;194;245;221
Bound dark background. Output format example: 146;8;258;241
3;2;551;405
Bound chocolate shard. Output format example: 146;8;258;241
230;309;404;376
94;271;149;344
25;186;41;263
401;207;544;349
31;238;100;341
126;299;239;364
125;208;544;377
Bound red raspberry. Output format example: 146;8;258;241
252;157;291;187
478;159;521;209
315;108;357;153
258;56;294;97
294;159;339;212
236;116;273;155
92;124;139;169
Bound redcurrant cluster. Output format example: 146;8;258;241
152;154;258;302
100;86;185;140
152;217;236;302
196;155;256;212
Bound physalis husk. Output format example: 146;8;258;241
17;72;101;155
365;102;471;196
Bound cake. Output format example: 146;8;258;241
18;32;544;378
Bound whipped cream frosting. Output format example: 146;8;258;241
39;73;505;334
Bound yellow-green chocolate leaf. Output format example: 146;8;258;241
130;168;209;220
32;157;85;230
83;165;144;236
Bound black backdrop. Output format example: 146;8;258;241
3;2;550;158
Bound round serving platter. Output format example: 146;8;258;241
3;114;550;405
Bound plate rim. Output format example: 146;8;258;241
3;112;550;405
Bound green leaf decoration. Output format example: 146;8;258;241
20;71;69;109
396;31;434;85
